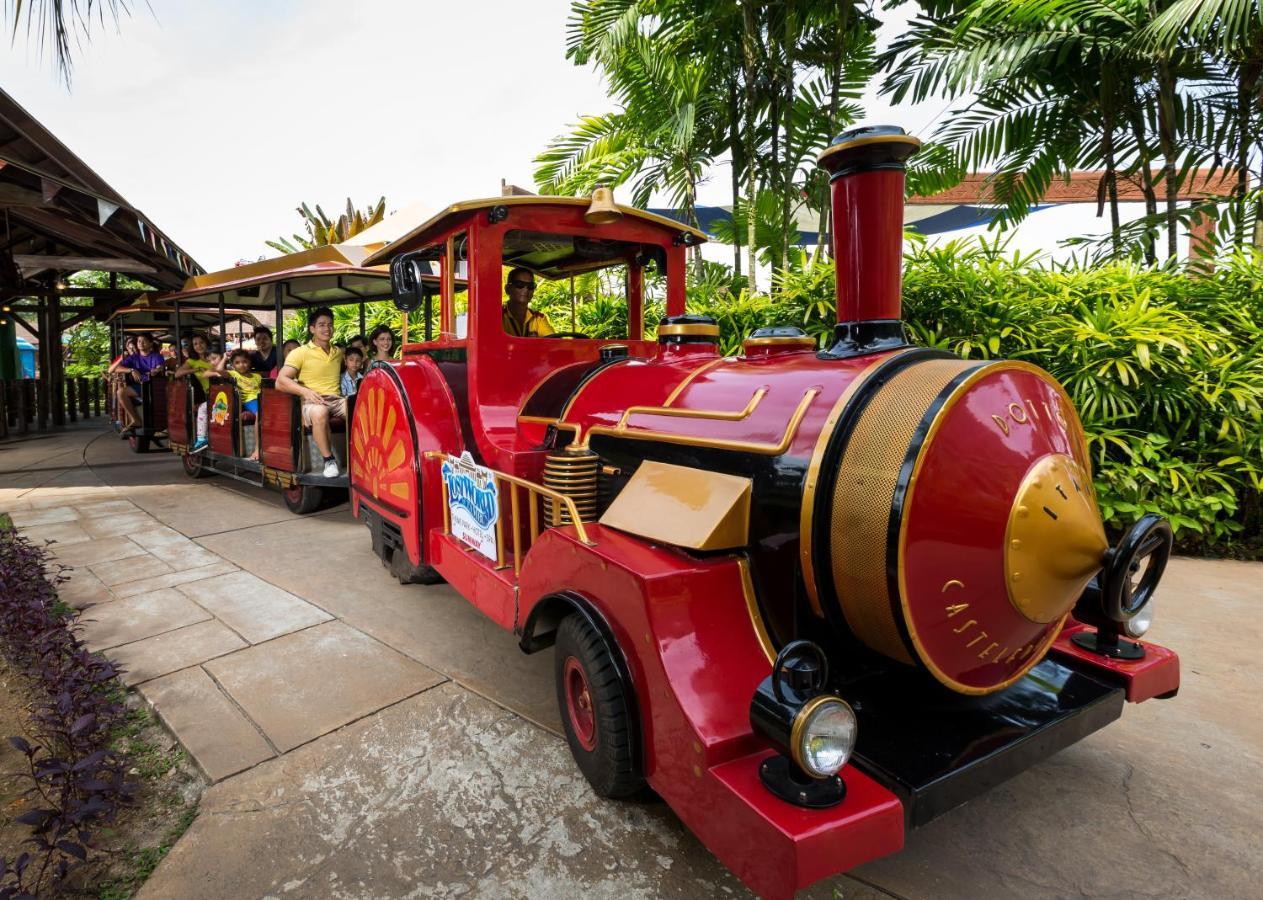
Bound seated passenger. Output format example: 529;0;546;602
216;349;262;461
270;340;300;380
107;331;167;435
249;326;277;374
368;325;395;363
175;336;217;453
275;307;345;478
347;333;367;354
341;347;364;397
502;268;554;337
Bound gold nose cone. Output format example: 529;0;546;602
1004;454;1109;624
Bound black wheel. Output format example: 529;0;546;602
128;434;150;454
389;548;444;585
554;613;641;798
181;450;214;479
282;484;324;515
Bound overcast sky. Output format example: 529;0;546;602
0;0;944;273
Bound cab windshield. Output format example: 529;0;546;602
500;229;667;339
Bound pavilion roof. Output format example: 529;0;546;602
0;87;201;299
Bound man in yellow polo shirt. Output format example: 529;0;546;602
276;306;345;478
502;268;554;337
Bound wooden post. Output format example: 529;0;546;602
50;294;64;428
66;378;77;422
95;377;102;416
17;379;29;434
79;377;89;418
0;381;8;439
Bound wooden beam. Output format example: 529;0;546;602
12;254;158;277
0;183;50;207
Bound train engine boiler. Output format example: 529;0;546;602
352;126;1180;899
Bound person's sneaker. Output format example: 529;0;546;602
190;437;208;454
322;458;341;478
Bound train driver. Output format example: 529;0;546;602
275;307;345;478
502;267;554;337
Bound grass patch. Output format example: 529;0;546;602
96;804;198;900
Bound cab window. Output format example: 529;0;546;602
500;229;667;338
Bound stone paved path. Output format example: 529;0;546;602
1;421;1260;899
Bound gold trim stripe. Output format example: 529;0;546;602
588;388;820;456
738;557;776;664
657;322;720;338
616;387;766;428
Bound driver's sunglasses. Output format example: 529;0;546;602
507;280;536;291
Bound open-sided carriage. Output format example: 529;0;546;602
156;244;443;513
105;300;261;453
346;127;1181;898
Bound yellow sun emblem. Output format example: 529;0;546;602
351;379;414;507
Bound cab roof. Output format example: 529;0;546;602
362;196;709;267
105;299;261;333
159;244;399;310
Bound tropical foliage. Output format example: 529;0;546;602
4;0;129;84
266;197;387;255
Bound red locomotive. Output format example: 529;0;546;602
349;126;1173;897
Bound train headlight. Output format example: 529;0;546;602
1122;602;1155;639
750;641;852;808
792;696;857;778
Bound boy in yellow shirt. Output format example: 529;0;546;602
216;349;263;460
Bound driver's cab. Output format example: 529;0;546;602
369;196;704;479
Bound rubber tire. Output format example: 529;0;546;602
554;613;641;799
182;451;214;479
128;434;150;454
283;484;324;515
389;549;445;585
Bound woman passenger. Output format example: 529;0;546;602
368;325;396;363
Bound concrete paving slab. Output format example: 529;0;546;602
49;535;148;568
79;589;211;651
58;568;113;610
90;551;173;587
148;540;225;573
179;571;332;644
128;525;195;549
138;683;770;900
16;520;94;546
112;559;239;599
140;667;274;781
9;505;78;527
110;620;248;687
124;481;298;539
197;514;562;732
204;621;445;753
78;511;162;539
74;498;141;518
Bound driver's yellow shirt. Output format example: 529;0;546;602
503;306;554;337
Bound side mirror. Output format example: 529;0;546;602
390;254;428;312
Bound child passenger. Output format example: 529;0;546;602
341;347;364;397
270;340;301;380
216;349;262;460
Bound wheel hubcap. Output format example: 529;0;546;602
563;657;597;751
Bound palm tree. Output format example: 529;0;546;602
6;0;128;85
883;0;1217;261
267;197;386;255
1148;0;1263;247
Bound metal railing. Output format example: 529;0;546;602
424;450;595;576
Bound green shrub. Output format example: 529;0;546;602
691;241;1262;555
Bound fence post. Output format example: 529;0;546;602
17;380;29;435
35;377;48;430
0;381;8;440
79;377;89;419
66;379;77;423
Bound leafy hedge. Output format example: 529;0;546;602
687;242;1262;555
0;528;133;895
